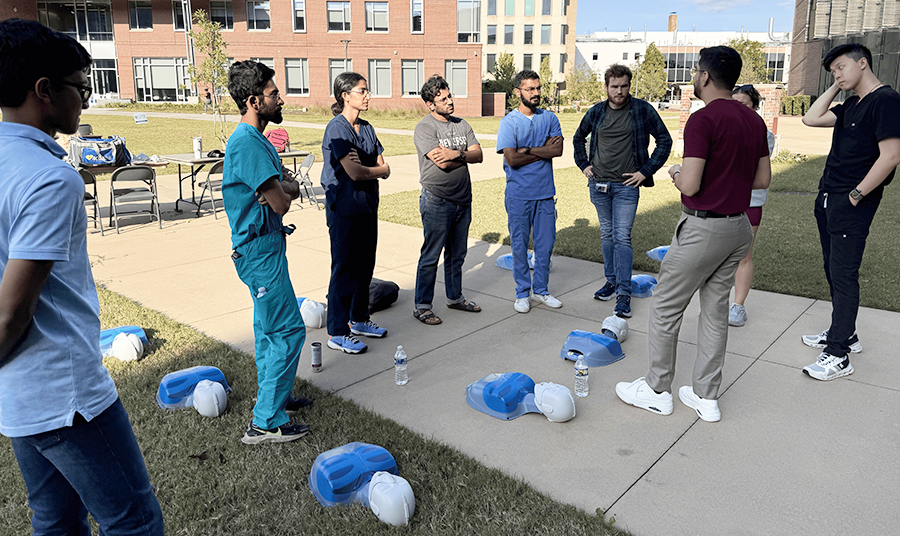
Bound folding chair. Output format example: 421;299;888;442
79;168;104;236
197;160;224;218
109;166;162;233
77;124;93;136
295;154;322;210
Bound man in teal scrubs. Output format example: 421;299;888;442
224;61;309;444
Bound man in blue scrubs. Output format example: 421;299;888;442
0;19;163;533
224;61;310;444
496;70;564;313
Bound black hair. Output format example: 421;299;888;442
732;84;761;109
604;64;633;86
421;75;450;104
331;72;367;116
513;70;540;89
228;60;276;115
0;18;92;108
822;43;873;72
697;46;742;90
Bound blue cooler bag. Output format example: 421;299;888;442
69;135;132;167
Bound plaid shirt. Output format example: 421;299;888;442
572;97;672;187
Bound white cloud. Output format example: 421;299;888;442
689;0;752;13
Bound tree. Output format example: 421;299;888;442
564;63;604;110
539;55;556;109
725;38;770;84
484;52;517;109
633;43;667;101
187;10;231;147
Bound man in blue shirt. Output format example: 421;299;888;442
573;64;672;318
496;70;564;313
0;19;163;534
223;61;310;444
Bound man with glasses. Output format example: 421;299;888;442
496;70;564;313
616;46;771;422
800;44;900;380
573;64;672;318
0;19;164;533
223;61;311;444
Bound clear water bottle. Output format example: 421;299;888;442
394;346;408;386
574;355;589;397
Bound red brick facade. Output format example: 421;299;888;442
0;2;38;21
787;0;824;96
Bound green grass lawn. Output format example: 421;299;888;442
0;287;628;535
380;156;900;313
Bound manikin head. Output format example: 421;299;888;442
823;43;875;94
368;471;415;526
533;382;576;422
193;380;228;417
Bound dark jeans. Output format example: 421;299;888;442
326;206;377;336
814;190;881;357
589;180;640;296
10;398;164;535
414;189;472;309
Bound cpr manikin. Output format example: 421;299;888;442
465;372;575;422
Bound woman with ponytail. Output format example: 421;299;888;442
320;72;391;354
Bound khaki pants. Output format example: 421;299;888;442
645;213;752;399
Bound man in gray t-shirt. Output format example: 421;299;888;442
412;75;483;325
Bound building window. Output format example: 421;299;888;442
623;52;628;60
210;1;234;30
457;1;481;43
559;52;567;73
540;24;550;45
411;0;423;33
39;0;114;41
329;59;353;94
285;58;309;95
505;0;514;16
635;52;640;62
561;0;568;15
365;2;389;32
368;59;391;96
327;2;351;31
92;59;118;96
767;52;785;82
524;0;534;16
486;53;496;73
173;1;186;30
250;57;275;69
487;25;496;44
445;59;467;97
542;0;551;16
293;0;306;32
592;52;598;61
523;53;533;71
401;59;424;95
523;25;533;45
560;24;567;45
487;0;496;16
129;1;152;29
133;57;192;102
247;1;270;30
540;53;549;68
504;24;513;45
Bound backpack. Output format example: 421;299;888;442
368;278;400;314
264;128;290;152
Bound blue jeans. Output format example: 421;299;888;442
589;180;640;296
505;196;556;299
10;398;164;535
415;189;472;309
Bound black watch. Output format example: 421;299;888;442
524;146;532;155
850;188;865;201
457;150;466;161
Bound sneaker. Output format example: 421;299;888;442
593;282;616;301
327;334;367;354
614;295;632;318
350;320;387;338
801;329;862;353
802;352;854;381
728;303;747;327
514;297;531;313
241;421;310;445
285;395;314;414
678;386;721;422
531;293;563;308
615;377;673;415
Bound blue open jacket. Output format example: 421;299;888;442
572;97;672;187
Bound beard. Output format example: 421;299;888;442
522;96;539;111
259;107;283;124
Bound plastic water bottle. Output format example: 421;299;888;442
574;356;589;397
394;346;408;386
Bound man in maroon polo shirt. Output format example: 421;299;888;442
615;46;772;422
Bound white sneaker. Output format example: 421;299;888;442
531;293;562;308
615;377;673;415
678;386;721;422
514;298;530;313
728;303;746;327
802;352;854;381
801;329;862;353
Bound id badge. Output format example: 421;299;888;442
596;182;609;194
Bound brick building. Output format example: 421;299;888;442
12;1;485;116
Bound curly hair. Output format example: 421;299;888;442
228;60;276;115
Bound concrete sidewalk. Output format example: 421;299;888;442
88;161;898;536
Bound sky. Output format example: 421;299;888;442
575;0;796;35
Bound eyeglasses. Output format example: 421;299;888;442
689;67;706;77
258;91;280;100
349;88;371;96
735;84;754;92
61;81;92;102
518;86;541;93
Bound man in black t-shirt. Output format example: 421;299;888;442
801;43;900;381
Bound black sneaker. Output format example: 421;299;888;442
285;395;314;414
615;295;632;318
241;421;310;445
594;282;616;301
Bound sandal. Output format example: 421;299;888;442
447;300;481;313
414;308;442;325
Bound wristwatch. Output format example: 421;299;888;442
457;150;466;161
524;146;532;155
850;188;865;201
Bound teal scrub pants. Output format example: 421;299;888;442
233;230;306;430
